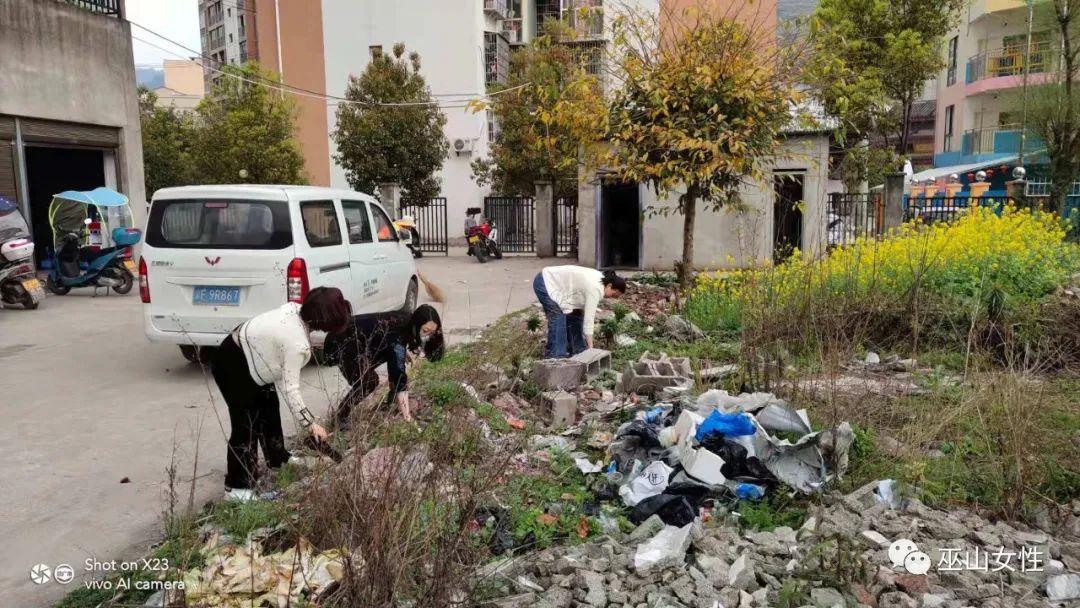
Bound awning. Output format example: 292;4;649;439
909;156;1019;183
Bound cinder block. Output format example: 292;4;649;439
668;357;693;377
620;352;693;396
541;390;578;428
571;348;612;378
533;359;587;391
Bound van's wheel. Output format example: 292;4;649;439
112;270;134;295
180;346;215;364
47;276;70;295
402;278;418;315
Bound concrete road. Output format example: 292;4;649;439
0;250;550;607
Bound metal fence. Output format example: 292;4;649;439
903;195;1015;224
62;0;120;15
555;197;578;257
826;193;885;247
484;197;535;253
400;197;448;255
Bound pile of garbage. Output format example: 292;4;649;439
145;529;347;607
603;384;853;528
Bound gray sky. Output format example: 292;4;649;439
127;0;201;67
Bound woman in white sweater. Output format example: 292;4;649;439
210;287;351;501
533;265;627;358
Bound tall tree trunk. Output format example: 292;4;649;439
899;93;914;158
679;188;698;292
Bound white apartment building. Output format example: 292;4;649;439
320;0;655;220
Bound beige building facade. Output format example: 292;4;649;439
153;59;205;113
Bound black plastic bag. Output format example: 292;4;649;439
617;420;662;448
631;493;695;527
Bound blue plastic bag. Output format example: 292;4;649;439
735;483;766;501
695;410;756;441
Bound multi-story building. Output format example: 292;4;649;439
197;0;257;89
0;0;146;258
231;0;657;224
153;59;205;113
933;0;1047;168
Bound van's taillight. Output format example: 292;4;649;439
287;258;309;303
139;257;150;303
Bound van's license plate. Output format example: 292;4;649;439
193;286;240;306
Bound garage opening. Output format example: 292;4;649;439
600;181;640;269
25;146;106;264
773;173;804;263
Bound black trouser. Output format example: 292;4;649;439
211;335;291;490
333;356;382;430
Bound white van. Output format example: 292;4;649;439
140;185;418;361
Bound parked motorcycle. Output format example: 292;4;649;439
464;208;502;263
394;215;423;258
0;196;44;309
45;188;142;296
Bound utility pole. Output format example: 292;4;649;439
1018;0;1035;169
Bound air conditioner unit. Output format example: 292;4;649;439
452;137;475;155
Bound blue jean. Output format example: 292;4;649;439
533;273;588;358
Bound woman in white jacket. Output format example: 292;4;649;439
210;287;351;501
533;265;627;358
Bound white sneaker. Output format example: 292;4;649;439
224;488;256;502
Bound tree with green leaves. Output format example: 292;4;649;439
593;7;802;290
189;63;308;185
138;86;193;196
471;23;602;199
1025;0;1080;215
333;43;448;205
806;0;965;173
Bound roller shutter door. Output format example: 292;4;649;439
20;118;119;147
0;142;17;205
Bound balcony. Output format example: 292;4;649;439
966;42;1054;84
484;0;508;19
564;1;604;40
61;0;120;15
502;18;524;44
961;124;1027;157
484;31;510;88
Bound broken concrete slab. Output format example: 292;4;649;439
541;390;578;428
534;358;586;391
633;524;693;572
571;348;612;378
728;553;758;591
1046;573;1080;602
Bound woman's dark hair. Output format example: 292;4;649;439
602;270;628;294
408;304;445;362
300;287;351;333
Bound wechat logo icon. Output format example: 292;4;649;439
889;538;932;575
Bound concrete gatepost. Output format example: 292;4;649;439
1006;179;1028;208
534;180;556;258
379;182;402;218
883;172;906;231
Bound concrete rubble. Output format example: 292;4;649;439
485;482;1080;608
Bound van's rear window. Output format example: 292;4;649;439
146;199;292;249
